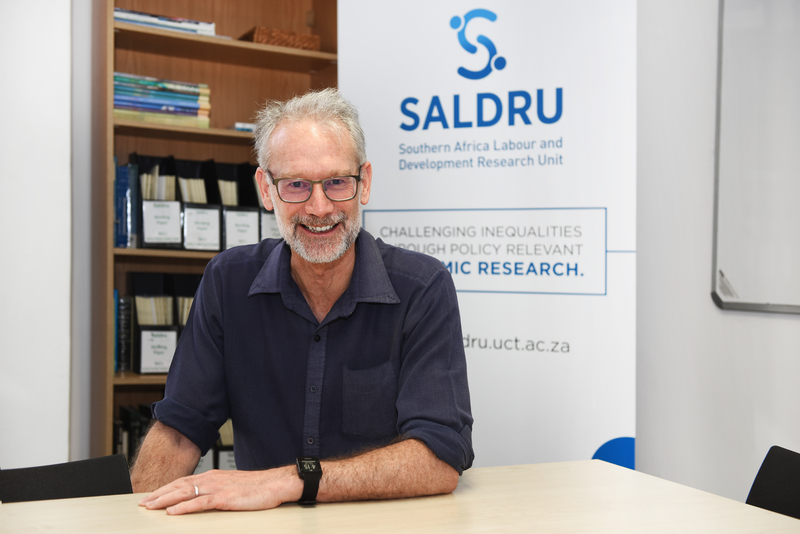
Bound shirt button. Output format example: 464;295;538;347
310;385;317;392
314;334;321;342
307;437;314;445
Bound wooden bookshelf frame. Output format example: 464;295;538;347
114;22;337;74
92;0;338;457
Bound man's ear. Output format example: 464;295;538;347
359;161;372;205
255;167;275;211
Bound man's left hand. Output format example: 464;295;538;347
138;466;302;515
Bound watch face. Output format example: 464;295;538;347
298;456;322;474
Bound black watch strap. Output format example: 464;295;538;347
296;456;322;504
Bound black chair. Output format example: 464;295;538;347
0;454;132;503
746;445;800;520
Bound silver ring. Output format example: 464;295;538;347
194;484;199;497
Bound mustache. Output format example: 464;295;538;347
290;212;348;227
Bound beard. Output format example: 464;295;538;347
275;202;362;264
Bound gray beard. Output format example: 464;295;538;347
275;203;362;264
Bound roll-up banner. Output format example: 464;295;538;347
339;1;636;468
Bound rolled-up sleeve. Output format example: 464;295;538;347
152;257;230;455
395;267;474;474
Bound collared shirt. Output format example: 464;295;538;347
153;230;474;474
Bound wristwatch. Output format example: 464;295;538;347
296;456;323;504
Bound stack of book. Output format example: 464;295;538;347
114;8;216;36
114;72;211;129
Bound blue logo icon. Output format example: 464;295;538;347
450;9;506;80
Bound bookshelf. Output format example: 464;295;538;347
91;0;338;457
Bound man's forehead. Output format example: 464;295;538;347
269;120;357;173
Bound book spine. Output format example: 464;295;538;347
114;104;209;118
114;164;130;248
113;109;211;128
114;94;209;110
114;72;209;95
128;164;139;248
117;296;133;372
114;7;215;33
114;85;208;104
114;288;119;372
114;96;205;112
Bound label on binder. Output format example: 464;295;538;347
139;329;177;373
261;210;282;240
225;210;260;249
142;201;181;244
184;205;221;251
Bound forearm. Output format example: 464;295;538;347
139;437;458;514
130;421;201;492
318;438;459;502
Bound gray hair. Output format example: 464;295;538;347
253;88;367;170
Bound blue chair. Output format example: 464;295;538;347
0;454;132;503
746;445;800;520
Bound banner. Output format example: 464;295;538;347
340;0;636;468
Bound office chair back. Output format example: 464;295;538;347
746;445;800;520
0;454;132;503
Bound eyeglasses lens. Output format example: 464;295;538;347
278;176;357;202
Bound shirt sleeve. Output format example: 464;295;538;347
151;258;230;455
395;265;475;474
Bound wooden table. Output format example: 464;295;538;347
2;461;799;533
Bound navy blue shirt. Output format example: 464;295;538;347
153;230;474;474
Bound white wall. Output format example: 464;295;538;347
0;1;72;468
70;0;98;462
636;0;800;501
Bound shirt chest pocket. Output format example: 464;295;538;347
342;361;398;439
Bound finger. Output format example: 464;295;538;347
144;484;198;510
166;495;214;516
138;478;188;506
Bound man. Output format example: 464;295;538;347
131;88;473;515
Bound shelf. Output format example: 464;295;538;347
114;248;218;260
114;371;167;386
114;120;253;144
114;22;337;74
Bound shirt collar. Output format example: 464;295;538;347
248;229;400;312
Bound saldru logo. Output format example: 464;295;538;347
450;9;506;80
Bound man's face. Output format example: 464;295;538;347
256;120;372;265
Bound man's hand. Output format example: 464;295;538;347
138;466;302;515
137;438;458;515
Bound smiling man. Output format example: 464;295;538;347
129;89;474;514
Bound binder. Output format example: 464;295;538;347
223;206;261;249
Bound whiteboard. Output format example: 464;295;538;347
712;0;800;314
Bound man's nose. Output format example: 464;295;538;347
305;182;334;216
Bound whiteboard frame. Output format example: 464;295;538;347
711;0;800;315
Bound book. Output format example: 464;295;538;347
230;122;255;132
114;164;130;248
114;8;216;36
114;163;139;248
117;296;133;372
113;108;210;129
114;289;119;371
131;273;174;326
114;72;210;96
114;103;209;118
114;98;211;114
114;86;210;105
113;72;211;129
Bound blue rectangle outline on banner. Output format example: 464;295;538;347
363;207;610;296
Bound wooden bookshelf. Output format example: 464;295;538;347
114;21;337;73
91;0;338;457
113;120;254;144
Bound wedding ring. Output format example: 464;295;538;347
194;484;199;497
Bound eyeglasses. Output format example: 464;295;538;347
266;165;362;203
